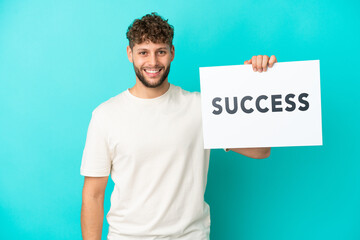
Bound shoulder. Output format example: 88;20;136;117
171;84;201;101
91;90;127;118
169;85;202;115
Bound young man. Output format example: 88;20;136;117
81;13;276;240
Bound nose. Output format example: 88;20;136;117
149;53;158;66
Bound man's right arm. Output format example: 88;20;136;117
81;176;108;240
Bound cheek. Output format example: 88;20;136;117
133;59;144;68
163;57;172;65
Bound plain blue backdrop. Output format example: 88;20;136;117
1;0;360;239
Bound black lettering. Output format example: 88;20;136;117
255;95;269;113
212;97;222;115
225;97;238;114
285;93;296;112
298;93;310;111
240;96;254;113
271;94;283;112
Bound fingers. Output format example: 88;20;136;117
252;56;257;71
250;55;277;72
244;59;252;65
269;55;277;67
257;55;263;72
262;55;269;72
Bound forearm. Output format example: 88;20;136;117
229;147;271;159
81;196;104;240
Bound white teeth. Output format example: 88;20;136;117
145;69;160;73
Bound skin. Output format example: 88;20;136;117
126;41;175;99
81;41;276;239
81;176;108;240
244;55;277;72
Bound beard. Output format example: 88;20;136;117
133;63;171;88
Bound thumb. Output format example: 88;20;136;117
244;59;252;65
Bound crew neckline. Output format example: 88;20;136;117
125;83;173;103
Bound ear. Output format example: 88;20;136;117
127;46;133;63
170;45;175;62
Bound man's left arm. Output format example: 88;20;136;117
227;147;271;159
227;55;277;159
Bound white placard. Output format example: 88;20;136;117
199;60;322;149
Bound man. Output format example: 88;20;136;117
81;12;276;240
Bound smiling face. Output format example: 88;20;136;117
127;41;175;88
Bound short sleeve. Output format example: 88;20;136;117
80;110;111;177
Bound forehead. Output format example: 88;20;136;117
133;41;170;50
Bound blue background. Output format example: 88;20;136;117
1;0;359;239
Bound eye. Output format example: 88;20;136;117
139;51;147;55
158;50;166;55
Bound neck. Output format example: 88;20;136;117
129;80;170;99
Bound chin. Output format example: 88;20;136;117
134;64;170;89
144;80;166;88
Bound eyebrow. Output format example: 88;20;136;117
136;47;168;51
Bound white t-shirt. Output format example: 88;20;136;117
81;84;211;240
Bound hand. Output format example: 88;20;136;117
244;55;277;73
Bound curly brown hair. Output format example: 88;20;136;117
126;12;174;49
